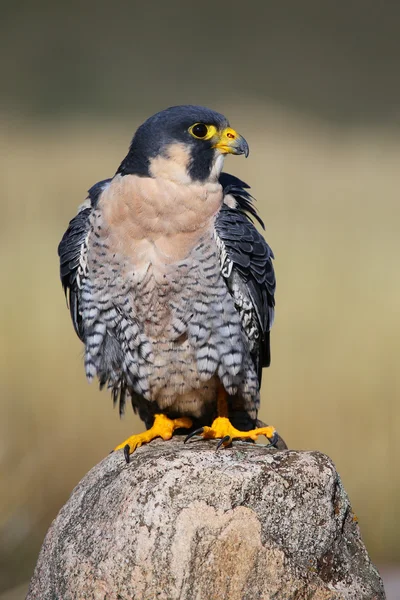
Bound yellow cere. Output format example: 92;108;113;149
212;127;240;154
188;123;241;155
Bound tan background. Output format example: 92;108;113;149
1;1;399;595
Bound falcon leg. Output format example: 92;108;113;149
115;414;193;463
185;387;277;448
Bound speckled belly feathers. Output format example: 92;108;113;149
81;219;259;420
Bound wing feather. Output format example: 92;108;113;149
57;178;111;340
216;173;275;380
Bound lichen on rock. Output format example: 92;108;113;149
27;437;385;600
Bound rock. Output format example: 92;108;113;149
27;437;385;600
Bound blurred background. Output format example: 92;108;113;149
1;1;400;597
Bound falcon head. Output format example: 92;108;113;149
117;105;249;184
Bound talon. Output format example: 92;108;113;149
114;414;193;461
186;416;278;449
184;427;204;444
267;431;279;448
216;435;231;450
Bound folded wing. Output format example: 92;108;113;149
215;173;275;382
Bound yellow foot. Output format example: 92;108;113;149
184;416;277;449
114;414;193;463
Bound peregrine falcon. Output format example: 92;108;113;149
58;105;277;462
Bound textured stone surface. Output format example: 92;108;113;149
28;437;385;600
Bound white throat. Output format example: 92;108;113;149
210;153;225;181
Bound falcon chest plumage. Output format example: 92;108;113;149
98;172;223;273
87;173;232;416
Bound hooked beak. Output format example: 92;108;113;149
212;127;249;157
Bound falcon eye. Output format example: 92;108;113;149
189;123;209;139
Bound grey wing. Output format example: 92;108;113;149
215;173;275;382
58;178;111;341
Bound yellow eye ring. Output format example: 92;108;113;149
188;123;217;141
